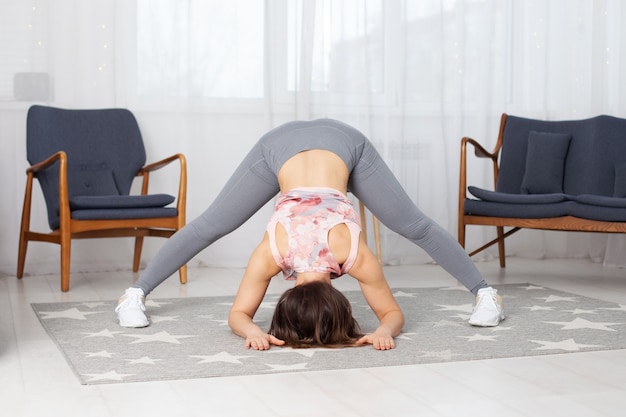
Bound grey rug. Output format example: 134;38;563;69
32;284;626;385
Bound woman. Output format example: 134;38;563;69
115;119;504;348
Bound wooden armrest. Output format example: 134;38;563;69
135;154;187;217
137;153;186;174
462;137;497;161
26;151;67;174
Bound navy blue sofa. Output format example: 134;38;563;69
458;113;626;267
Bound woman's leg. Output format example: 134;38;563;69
348;140;488;294
132;142;280;296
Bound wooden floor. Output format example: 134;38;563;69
1;257;625;417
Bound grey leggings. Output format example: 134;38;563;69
133;119;488;295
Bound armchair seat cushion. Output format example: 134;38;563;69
70;194;175;210
468;186;568;204
71;207;178;221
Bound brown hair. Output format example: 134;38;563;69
269;281;363;348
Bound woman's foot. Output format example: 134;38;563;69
115;287;149;327
468;287;505;326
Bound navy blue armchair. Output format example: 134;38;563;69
18;105;187;291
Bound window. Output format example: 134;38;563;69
137;0;265;99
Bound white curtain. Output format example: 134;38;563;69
1;0;625;273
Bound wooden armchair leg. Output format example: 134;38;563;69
17;235;28;279
60;237;71;292
178;264;188;284
496;226;506;268
133;236;144;272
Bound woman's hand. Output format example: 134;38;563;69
245;331;285;350
356;329;396;350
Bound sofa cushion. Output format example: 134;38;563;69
520;131;572;194
468;186;568;204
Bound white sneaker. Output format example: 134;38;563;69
115;287;149;328
469;287;505;327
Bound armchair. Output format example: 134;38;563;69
17;105;187;291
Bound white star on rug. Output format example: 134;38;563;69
563;309;598;315
145;300;170;308
544;318;622;331
435;303;474;313
600;305;626;313
269;347;334;357
393;291;418;297
522;305;556;312
264;363;309;371
126;356;162;365
490;326;513;332
419;349;458;360
82;350;115;358
82;370;134;382
150;315;179;323
459;333;499;342
39;308;101;320
211;319;229;326
122;331;196;344
439;286;470;292
518;285;546;291
79;302;109;308
81;328;124;338
396;332;417;340
432;319;463;328
530;338;603;352
535;295;579;303
190;351;252;364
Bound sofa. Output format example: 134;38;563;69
458;113;626;267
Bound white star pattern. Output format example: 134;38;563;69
435;304;474;313
82;370;134;382
432;319;464;328
150;315;179;323
419;350;458;360
269;347;334;357
600;305;626;313
264;363;309;372
145;300;171;308
393;291;417;297
39;308;102;320
190;351;252;364
80;302;108;308
544;318;622;331
81;328;124;338
535;295;579;303
395;332;417;340
459;333;499;342
211;319;229;326
126;356;162;365
82;350;115;358
530;338;603;351
522;305;556;312
122;331;197;344
518;285;546;291
563;309;598;315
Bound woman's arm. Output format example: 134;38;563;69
228;234;284;350
348;239;405;350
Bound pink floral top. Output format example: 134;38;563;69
266;187;361;279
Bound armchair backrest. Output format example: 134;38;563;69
496;114;626;196
26;105;147;228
